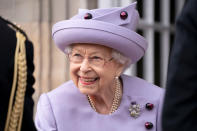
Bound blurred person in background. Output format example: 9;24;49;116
162;0;197;130
0;16;36;131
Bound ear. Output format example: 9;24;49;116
115;63;126;77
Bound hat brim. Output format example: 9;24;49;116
52;20;147;64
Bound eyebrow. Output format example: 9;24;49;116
72;49;107;55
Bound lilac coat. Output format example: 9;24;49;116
35;75;164;131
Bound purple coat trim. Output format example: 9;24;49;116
35;75;164;131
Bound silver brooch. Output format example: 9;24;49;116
129;101;141;118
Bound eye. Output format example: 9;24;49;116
71;53;83;61
73;53;82;57
91;56;103;60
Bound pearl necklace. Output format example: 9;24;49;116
87;77;121;114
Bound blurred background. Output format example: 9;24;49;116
0;0;186;116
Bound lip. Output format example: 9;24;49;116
79;76;98;85
80;76;95;79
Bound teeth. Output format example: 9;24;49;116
80;78;97;82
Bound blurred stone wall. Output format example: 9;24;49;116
0;0;97;116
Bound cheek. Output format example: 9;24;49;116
69;64;79;85
99;74;114;85
98;63;119;85
97;69;116;87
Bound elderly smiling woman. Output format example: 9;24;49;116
35;2;164;131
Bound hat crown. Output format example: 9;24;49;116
71;2;139;31
52;2;147;64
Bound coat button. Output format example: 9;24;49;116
84;13;92;19
146;103;154;110
120;11;128;20
145;122;153;129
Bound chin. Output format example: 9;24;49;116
78;86;96;95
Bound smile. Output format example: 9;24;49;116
79;77;99;85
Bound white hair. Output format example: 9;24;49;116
64;45;131;70
111;49;131;69
64;46;72;54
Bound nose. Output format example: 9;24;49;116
80;59;91;72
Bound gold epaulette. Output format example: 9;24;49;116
0;16;28;39
2;17;28;131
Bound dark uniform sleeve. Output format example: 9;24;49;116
162;0;197;131
0;17;16;131
0;17;36;131
21;39;37;131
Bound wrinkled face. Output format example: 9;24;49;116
69;44;124;95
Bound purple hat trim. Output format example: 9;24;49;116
52;2;148;64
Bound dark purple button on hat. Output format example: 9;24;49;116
145;103;154;110
120;11;128;20
145;122;153;129
84;13;92;19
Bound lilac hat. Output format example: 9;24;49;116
52;2;147;64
